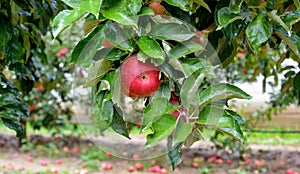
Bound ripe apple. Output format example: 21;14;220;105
105;151;112;157
29;105;36;112
286;169;293;174
60;48;69;55
37;86;45;92
226;159;233;165
135;163;143;170
55;159;62;165
128;166;135;172
242;68;248;74
56;52;63;58
40;160;48;166
27;156;33;162
160;168;168;174
149;2;166;15
121;56;160;98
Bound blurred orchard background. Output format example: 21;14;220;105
0;0;300;174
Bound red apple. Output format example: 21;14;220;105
121;56;160;98
27;156;33;162
29;105;36;111
226;159;233;165
216;159;223;164
160;168;168;174
242;68;248;74
132;154;139;160
286;169;294;174
128;166;136;172
55;159;62;165
149;2;166;15
18;165;25;171
0;140;6;147
40;160;48;166
56;52;63;58
37;86;45;92
5;73;11;79
135;163;143;170
51;167;59;173
105;151;112;157
60;48;69;55
192;162;199;168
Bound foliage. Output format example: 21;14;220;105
0;0;78;137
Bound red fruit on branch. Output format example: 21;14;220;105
37;86;45;92
121;56;160;98
149;2;166;15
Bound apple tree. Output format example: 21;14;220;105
52;0;299;168
0;0;80;142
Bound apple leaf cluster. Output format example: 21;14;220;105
52;0;256;168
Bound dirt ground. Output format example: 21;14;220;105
1;133;300;174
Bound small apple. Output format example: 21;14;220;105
216;159;223;164
149;1;166;15
226;159;233;165
151;160;157;165
274;136;281;141
56;52;63;58
191;162;199;168
51;167;59;173
0;140;6;147
286;169;294;174
128;166;135;172
29;105;36;112
55;159;62;165
73;147;80;153
254;160;264;167
63;146;69;153
242;68;248;74
27;156;33;162
148;165;161;173
160;168;168;174
135;163;143;170
5;73;11;79
105;151;112;157
18;165;25;171
40;160;48;166
37;86;45;92
132;154;139;160
121;56;160;98
60;48;69;55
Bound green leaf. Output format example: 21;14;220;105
191;0;211;13
79;0;103;18
166;138;183;170
142;97;179;132
180;70;205;108
61;0;81;8
101;100;114;124
173;118;193;145
198;106;245;143
229;0;243;13
111;107;130;139
84;59;112;88
152;82;171;100
199;83;252;107
150;23;196;42
138;7;155;16
181;58;216;78
2;118;24;137
267;10;289;33
71;24;105;67
93;47;126;61
0;14;13;47
275;29;300;57
101;0;138;26
169;40;203;59
136;35;166;65
5;38;23;63
52;9;86;39
246;13;273;50
127;0;142;14
282;10;300;31
145;114;176;148
222;19;244;41
103;21;135;51
293;72;300;96
217;7;246;29
165;0;190;11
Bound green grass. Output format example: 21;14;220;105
246;131;300;146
